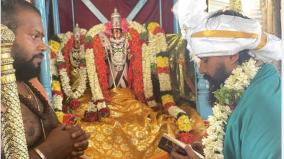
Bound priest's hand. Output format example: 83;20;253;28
64;124;90;158
169;145;202;159
35;125;78;159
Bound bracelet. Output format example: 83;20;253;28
34;148;47;159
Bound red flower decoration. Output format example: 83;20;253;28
104;18;129;36
157;67;170;74
92;36;111;102
177;132;197;144
83;111;99;122
50;51;57;59
57;63;66;70
69;99;80;110
63;114;78;125
99;107;110;117
127;28;145;102
61;36;73;75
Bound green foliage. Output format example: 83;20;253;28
213;85;243;106
85;35;93;43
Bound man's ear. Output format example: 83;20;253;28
229;54;239;64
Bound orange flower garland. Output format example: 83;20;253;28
89;35;111;102
127;28;145;102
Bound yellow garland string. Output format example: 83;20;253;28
176;115;192;132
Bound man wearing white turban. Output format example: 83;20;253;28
170;1;282;159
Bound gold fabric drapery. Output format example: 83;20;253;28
78;88;177;159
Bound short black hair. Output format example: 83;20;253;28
1;0;41;32
209;9;250;19
238;49;251;64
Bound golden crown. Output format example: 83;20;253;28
111;8;121;29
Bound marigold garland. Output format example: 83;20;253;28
145;23;191;132
176;114;192;132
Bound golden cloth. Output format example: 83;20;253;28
78;88;177;159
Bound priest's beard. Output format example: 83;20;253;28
204;64;230;106
14;57;41;81
13;46;42;82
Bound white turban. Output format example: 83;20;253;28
173;0;283;63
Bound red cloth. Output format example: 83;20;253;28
58;0;174;33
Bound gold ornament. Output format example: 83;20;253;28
1;24;29;159
111;8;121;29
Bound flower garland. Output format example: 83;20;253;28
85;24;105;38
127;28;145;102
85;48;109;117
127;20;147;34
142;22;169;107
49;39;64;111
156;56;186;118
150;24;193;142
142;43;157;107
202;59;260;159
156;55;193;142
88;35;111;102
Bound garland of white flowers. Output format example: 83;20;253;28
142;29;169;107
57;51;87;99
142;43;157;107
85;48;107;110
127;20;147;34
202;59;260;159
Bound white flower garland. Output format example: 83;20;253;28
127;20;147;34
53;95;63;111
142;29;168;107
85;48;107;110
202;59;260;159
85;24;105;38
142;43;157;107
57;51;87;99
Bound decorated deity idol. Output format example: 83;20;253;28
50;23;109;123
50;9;206;159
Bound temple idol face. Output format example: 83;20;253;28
112;28;122;40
